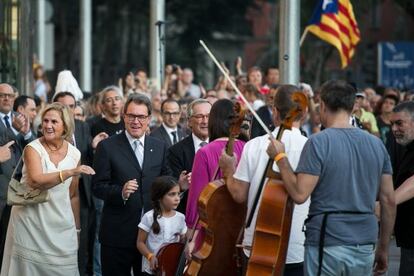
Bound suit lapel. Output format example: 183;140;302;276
1;113;23;155
160;126;172;147
117;133;142;172
184;135;195;161
178;128;186;142
142;136;156;172
74;120;82;147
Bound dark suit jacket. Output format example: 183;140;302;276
92;132;171;248
167;135;195;214
250;105;275;138
150;125;186;148
74;120;94;207
0;112;35;216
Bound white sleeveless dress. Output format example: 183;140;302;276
0;139;81;276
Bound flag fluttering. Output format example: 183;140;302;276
305;0;360;68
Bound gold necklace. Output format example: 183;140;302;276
43;138;64;152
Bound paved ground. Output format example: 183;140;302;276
387;237;400;276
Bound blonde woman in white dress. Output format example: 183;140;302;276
1;103;95;276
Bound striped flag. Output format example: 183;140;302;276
305;0;360;68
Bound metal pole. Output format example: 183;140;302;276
18;0;35;95
36;0;45;65
149;0;165;90
279;0;300;85
80;0;92;92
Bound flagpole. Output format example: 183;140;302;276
300;28;308;47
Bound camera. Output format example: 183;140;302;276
172;64;179;73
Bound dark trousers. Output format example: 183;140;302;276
400;248;414;276
0;205;11;271
101;244;143;276
284;262;304;276
78;190;96;276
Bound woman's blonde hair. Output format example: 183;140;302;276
41;102;75;140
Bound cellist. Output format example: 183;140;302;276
219;84;310;276
186;99;247;256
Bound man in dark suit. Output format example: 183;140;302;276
250;84;278;138
150;99;186;148
167;99;211;214
0;83;35;269
54;91;108;276
92;94;176;275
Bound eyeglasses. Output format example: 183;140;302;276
191;114;209;120
125;113;149;122
0;93;15;99
163;111;180;117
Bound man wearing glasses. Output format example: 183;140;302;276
150;99;186;148
167;99;211;214
0;83;35;270
92;94;188;275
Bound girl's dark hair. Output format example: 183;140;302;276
208;99;235;142
273;84;301;120
151;176;179;234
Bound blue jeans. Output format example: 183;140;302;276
305;244;375;276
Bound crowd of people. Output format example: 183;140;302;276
0;60;413;276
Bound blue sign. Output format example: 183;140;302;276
378;42;414;90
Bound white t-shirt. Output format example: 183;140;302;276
234;127;310;264
138;210;187;274
252;99;265;111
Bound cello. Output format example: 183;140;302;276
198;40;307;275
246;92;307;275
184;103;247;276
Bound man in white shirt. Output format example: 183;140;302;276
219;85;309;275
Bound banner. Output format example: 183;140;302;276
378;42;414;90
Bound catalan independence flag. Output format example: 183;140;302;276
306;0;360;68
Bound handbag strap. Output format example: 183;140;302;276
10;149;24;179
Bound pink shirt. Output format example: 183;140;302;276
186;139;245;248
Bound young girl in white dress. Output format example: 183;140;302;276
136;176;187;275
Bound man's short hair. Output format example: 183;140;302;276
161;98;180;113
383;94;399;105
187;98;210;118
123;93;152;115
320;80;356;113
13;95;33;111
393;101;414;120
265;66;279;75
53;91;76;104
100;85;123;104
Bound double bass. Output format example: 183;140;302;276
185;103;247;276
246;92;307;275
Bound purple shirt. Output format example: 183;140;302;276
186;139;245;248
